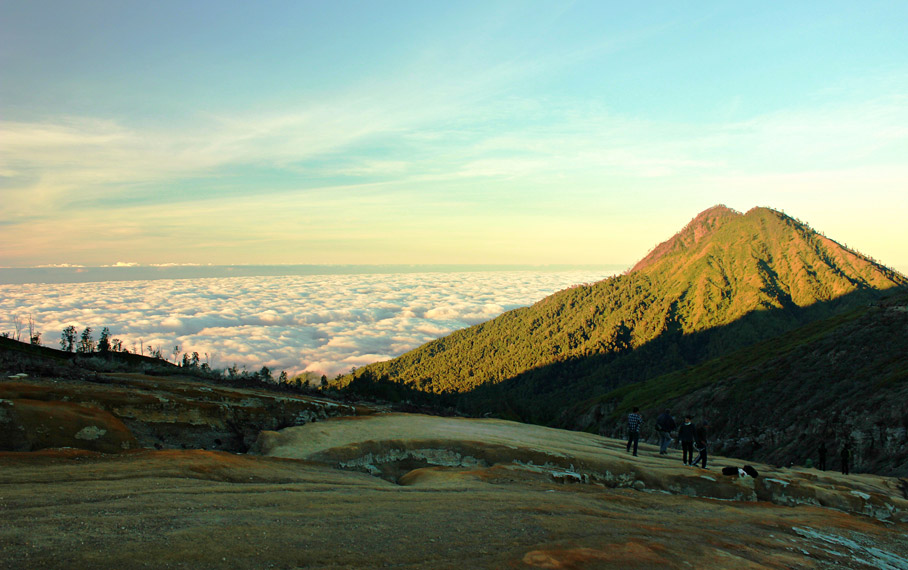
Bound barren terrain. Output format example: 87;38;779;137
3;412;907;569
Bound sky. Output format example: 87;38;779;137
1;1;907;271
0;269;611;377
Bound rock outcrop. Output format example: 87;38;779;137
0;373;367;453
0;397;137;453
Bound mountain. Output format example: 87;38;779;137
337;206;907;424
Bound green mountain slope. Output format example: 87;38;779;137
338;206;906;423
572;289;908;476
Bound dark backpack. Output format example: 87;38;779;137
721;465;760;478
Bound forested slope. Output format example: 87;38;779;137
570;289;908;475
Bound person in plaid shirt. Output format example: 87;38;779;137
626;407;643;456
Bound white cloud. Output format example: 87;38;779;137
0;270;613;378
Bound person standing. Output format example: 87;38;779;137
818;441;827;471
841;442;851;475
692;420;709;469
678;415;696;466
626;407;643;456
656;409;676;455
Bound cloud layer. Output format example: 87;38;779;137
1;270;611;378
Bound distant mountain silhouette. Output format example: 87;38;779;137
338;206;906;424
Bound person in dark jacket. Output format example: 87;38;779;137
677;415;696;466
691;420;709;469
626;407;643;457
655;409;676;455
818;441;827;471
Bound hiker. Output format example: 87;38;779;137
691;420;709;469
655;409;676;455
818;441;827;471
841;442;851;475
678;415;696;466
626;407;643;457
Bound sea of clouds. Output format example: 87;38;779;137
1;270;613;378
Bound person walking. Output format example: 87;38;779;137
818;441;827;471
626;407;643;456
691;420;709;469
678;415;696;466
841;442;851;475
656;409;676;455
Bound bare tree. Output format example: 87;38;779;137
27;315;41;345
200;352;213;374
172;345;182;364
13;315;23;342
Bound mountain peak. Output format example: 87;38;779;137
339;205;905;427
697;203;740;218
630;205;741;272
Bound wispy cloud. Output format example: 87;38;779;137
2;40;906;267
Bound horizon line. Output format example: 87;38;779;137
0;263;627;286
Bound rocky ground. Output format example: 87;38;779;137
2;412;907;569
0;372;367;453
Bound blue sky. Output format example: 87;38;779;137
2;1;906;270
